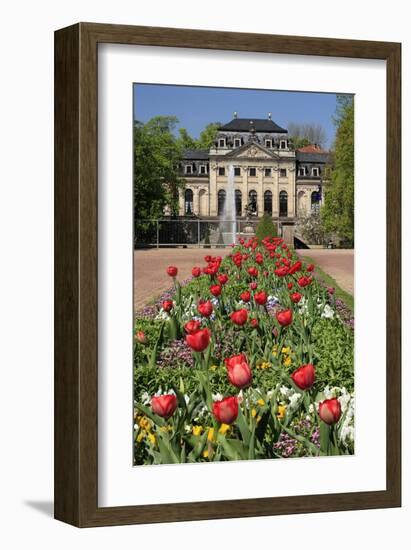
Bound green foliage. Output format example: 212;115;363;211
177;127;198;150
321;96;354;247
255;213;278;241
134;116;185;220
197;122;221;149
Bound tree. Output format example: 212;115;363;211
287;122;327;148
255;213;278;241
197;122;221;149
295;212;325;245
321;96;354;247
134;116;185;221
177;127;198;150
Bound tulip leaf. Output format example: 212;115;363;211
136;402;166;427
235;407;251;445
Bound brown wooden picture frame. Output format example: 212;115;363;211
54;22;401;528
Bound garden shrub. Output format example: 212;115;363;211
255;213;278;241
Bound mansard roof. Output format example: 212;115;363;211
183;149;209;160
218;118;288;134
296;144;330;163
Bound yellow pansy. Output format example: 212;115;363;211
257;399;265;406
207;428;215;442
192;425;203;436
277;405;287;419
283;356;292;367
203;450;209;458
281;346;291;355
209;365;218;371
138;417;151;431
147;433;156;445
251;408;257;418
218;423;230;435
136;431;145;443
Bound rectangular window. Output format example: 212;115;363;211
199;165;207;175
280;168;287;177
265;140;272;148
234;138;241;147
280;140;287;149
185;165;193;174
249;167;256;177
218;139;226;148
264;168;271;177
234;167;241;176
218;167;225;176
298;167;306;177
312;167;319;177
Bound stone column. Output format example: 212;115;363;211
193;187;200;215
178;189;185;216
257;167;264;216
209;165;218;216
288;165;296;217
272;165;279;217
242;166;248;215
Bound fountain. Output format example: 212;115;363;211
219;164;237;246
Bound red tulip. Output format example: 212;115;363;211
204;255;212;263
184;320;201;334
255;253;264;265
135;330;147;344
290;292;302;303
230;308;248;326
298;276;312;288
167;266;178;277
185;328;211;352
307;263;315;272
328;287;335;295
254;290;268;305
291;364;315;390
274;266;289;277
212;396;239;424
198;300;213;317
162;300;173;312
151;394;178;419
319;398;342;425
287;282;294;290
249;282;257;290
276;309;293;326
248;267;258;277
210;284;222;297
288;260;302;275
224;353;252;389
217;274;229;285
240;290;251;302
250;318;259;328
192;266;201;278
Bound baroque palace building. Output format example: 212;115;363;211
178;114;329;238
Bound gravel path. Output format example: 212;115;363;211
297;249;354;295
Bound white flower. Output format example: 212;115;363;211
321;304;335;319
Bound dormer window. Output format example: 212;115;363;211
265;139;272;148
234;138;241;148
280;140;287;149
312;167;319;177
185;165;193;175
199;165;207;175
298;167;306;177
218;138;226;148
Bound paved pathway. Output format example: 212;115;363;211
134;248;231;312
134;247;354;312
297;249;354;295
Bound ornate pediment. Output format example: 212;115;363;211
224;142;280;160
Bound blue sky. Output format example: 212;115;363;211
133;84;340;149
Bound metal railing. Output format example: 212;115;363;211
134;217;263;248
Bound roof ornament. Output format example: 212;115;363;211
233;111;238;119
268;112;272;120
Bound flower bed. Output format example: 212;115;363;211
134;237;354;465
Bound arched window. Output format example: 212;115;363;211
248;190;257;215
217;189;226;216
184;189;193;215
264;190;273;215
311;190;321;213
279;191;288;217
235;190;242;216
